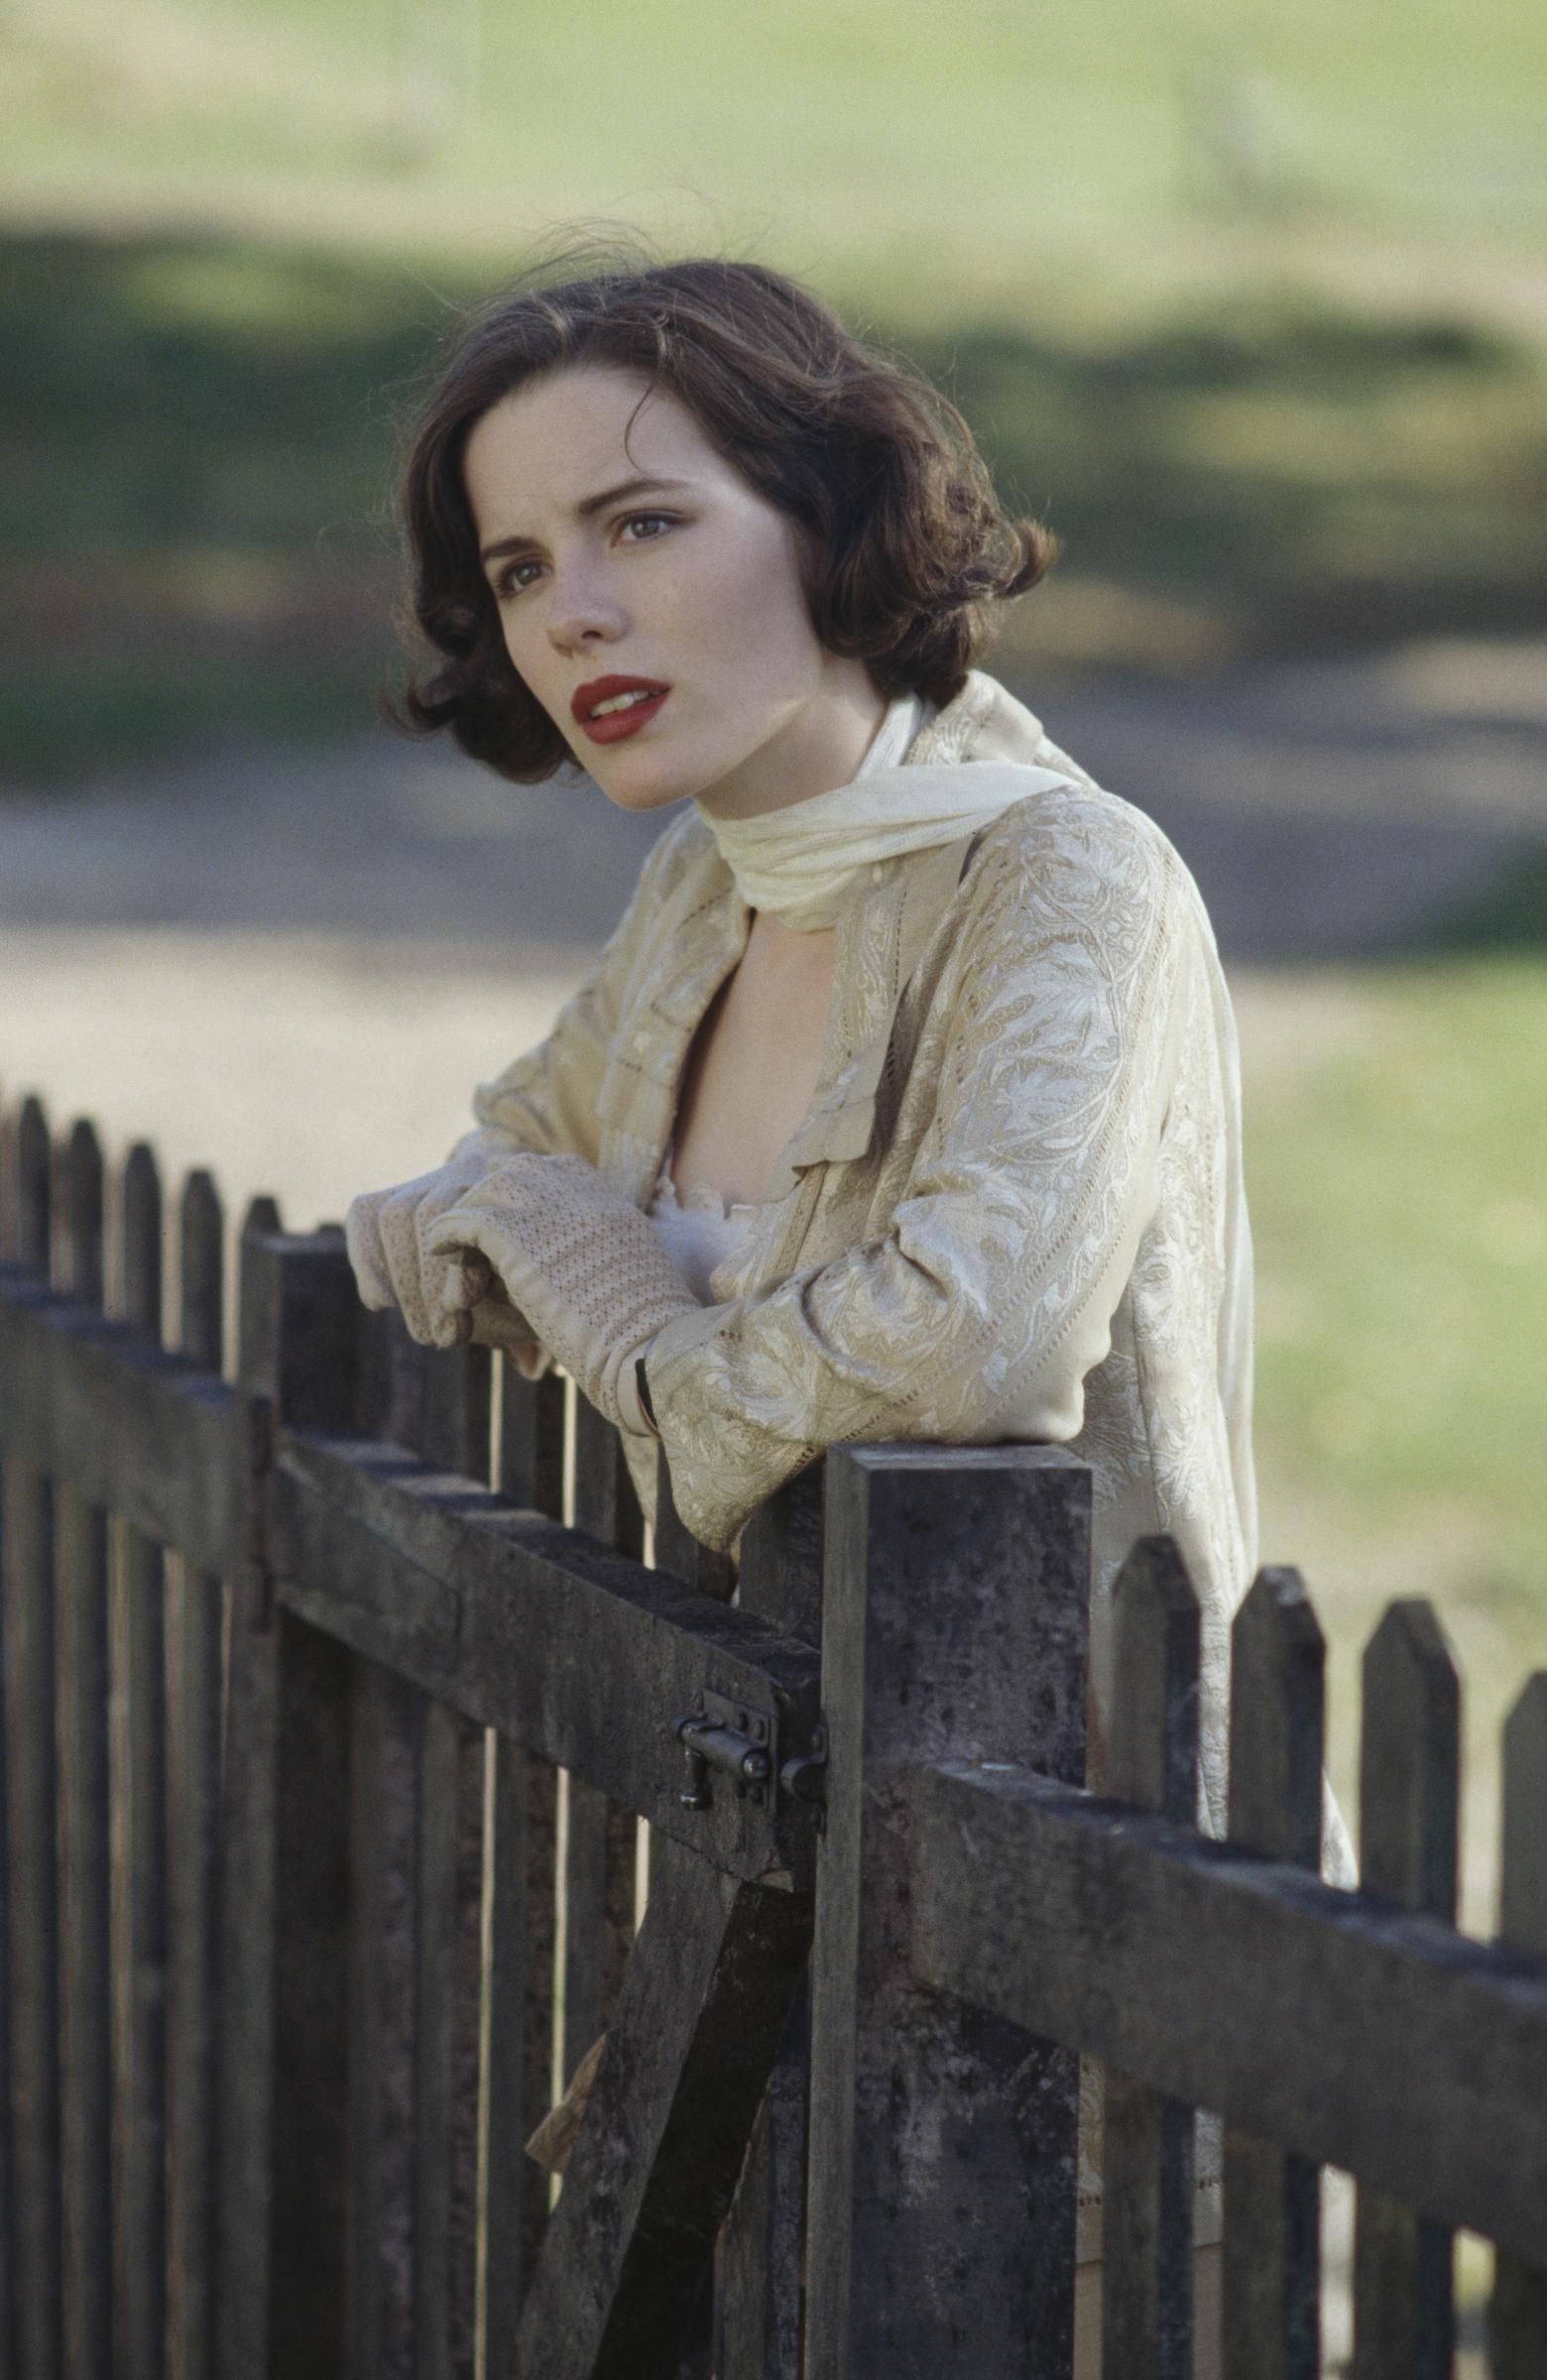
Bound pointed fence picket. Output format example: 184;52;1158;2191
2;1084;1547;2380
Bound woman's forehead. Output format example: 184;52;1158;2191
463;366;725;536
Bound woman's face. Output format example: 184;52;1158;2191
461;363;884;818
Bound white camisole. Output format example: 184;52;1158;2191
647;690;932;1296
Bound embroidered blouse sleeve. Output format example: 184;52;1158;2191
642;808;1195;1552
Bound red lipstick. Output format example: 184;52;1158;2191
571;674;670;746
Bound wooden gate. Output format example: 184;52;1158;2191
4;1085;1547;2380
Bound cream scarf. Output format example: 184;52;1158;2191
693;690;1075;931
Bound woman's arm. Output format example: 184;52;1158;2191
346;816;690;1344
643;815;1197;1550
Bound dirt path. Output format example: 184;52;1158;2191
2;637;1541;1229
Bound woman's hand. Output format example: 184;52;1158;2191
344;1136;527;1349
426;1151;700;1432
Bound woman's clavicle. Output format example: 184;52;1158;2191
669;913;837;1209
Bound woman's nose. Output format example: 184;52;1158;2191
546;566;626;654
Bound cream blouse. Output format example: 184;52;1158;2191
467;667;1352;1884
468;665;1359;2263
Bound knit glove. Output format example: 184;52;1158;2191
426;1151;699;1432
344;1133;541;1355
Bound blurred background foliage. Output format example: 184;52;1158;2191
2;0;1544;1991
2;0;1545;780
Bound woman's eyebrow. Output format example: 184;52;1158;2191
478;475;693;566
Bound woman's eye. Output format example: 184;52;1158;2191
499;559;543;598
619;512;674;542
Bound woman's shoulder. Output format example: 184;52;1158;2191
943;673;1212;948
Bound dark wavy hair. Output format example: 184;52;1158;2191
390;244;1058;781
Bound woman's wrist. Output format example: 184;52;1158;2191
616;1346;661;1439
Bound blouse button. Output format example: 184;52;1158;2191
871;862;886;883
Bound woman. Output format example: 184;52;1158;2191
344;250;1291;2357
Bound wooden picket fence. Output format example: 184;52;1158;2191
2;1085;1546;2380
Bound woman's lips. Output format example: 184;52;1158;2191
571;674;671;746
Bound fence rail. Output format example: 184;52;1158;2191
2;1086;1546;2379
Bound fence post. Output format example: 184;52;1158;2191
221;1228;359;2380
804;1443;1090;2380
115;1140;170;2380
56;1120;114;2380
1488;1674;1547;2375
1221;1569;1325;2380
717;1462;825;2380
2;1094;63;2378
1351;1602;1459;2377
347;1308;497;2376
167;1166;229;2380
561;1402;645;2088
482;1360;565;2367
1102;1536;1202;2379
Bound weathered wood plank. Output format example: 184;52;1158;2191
346;1655;420;2380
268;1432;822;1881
1488;1673;1547;2376
167;1560;224;2380
653;1440;736;1606
55;1493;114;2380
562;1413;643;2091
1102;1537;1200;2380
560;1779;636;2085
117;1523;170;2380
267;1611;354;2380
63;1118;104;1305
15;1093;53;1271
180;1170;225;1372
715;1463;824;2380
120;1141;164;1343
497;1362;564;1518
56;1121;113;2380
806;1445;1090;2380
0;1273;239;1574
413;1697;485;2380
1351;1602;1458;2379
372;1313;492;2380
735;1460;824;1649
571;1394;644;1561
0;1261;822;1866
715;1985;809;2380
362;1318;492;1485
1222;1570;1324;2380
219;1231;360;2380
2;1454;64;2379
482;1358;564;2362
421;1343;492;1482
482;1732;559;2371
167;1167;225;2380
907;1760;1547;2267
116;1143;169;2380
515;1839;811;2380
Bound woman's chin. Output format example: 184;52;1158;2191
593;766;694;815
588;738;717;814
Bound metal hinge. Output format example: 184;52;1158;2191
675;1692;827;1816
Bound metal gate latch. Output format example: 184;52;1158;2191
676;1690;775;1811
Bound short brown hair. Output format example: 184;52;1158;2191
390;246;1058;780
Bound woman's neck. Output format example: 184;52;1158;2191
693;663;888;823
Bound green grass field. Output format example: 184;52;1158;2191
1243;949;1547;1931
7;0;1547;308
2;0;1544;782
